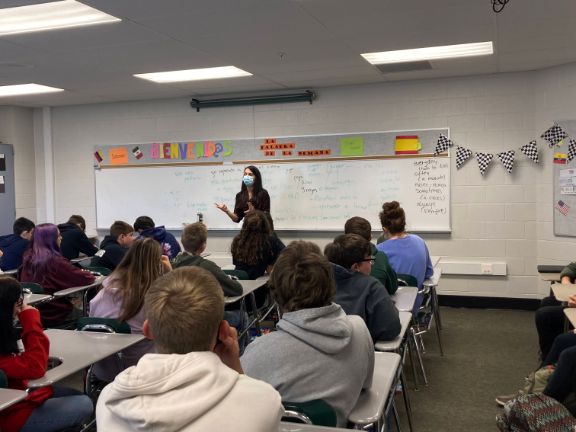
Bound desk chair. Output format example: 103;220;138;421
76;317;131;400
84;266;111;276
21;282;44;294
223;269;250;280
0;370;7;388
283;400;337;427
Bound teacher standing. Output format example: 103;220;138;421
216;165;270;223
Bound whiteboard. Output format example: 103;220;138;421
95;156;451;232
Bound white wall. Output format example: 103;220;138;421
29;64;576;299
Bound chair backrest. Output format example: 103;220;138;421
0;369;7;388
21;282;44;294
282;400;337;427
397;274;418;287
223;269;250;280
85;266;112;276
77;317;131;334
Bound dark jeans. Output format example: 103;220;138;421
21;386;93;432
535;296;566;360
544;345;576;403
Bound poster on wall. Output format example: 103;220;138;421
0;154;5;171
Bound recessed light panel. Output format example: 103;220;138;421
0;84;64;97
134;66;253;83
362;42;494;64
0;0;121;36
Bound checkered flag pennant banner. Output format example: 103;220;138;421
541;124;568;147
434;134;453;154
520;140;539;164
497;150;515;174
568;139;576;162
455;146;473;169
475;152;494;176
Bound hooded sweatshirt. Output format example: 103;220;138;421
57;222;98;260
0;234;28;271
139;226;181;259
90;235;128;271
96;351;283;432
241;303;374;427
331;263;401;343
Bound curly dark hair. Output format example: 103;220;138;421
231;211;272;265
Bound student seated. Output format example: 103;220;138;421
231;211;284;280
345;216;398;295
91;220;135;271
58;214;99;260
133;216;181;259
241;241;374;427
21;223;95;327
96;267;283;431
0;217;35;271
89;238;171;382
376;201;433;288
325;234;401;342
0;276;93;432
173;222;242;297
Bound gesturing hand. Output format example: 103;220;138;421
215;203;228;213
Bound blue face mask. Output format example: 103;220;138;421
243;175;254;186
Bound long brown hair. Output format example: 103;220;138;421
109;237;164;322
231;211;271;265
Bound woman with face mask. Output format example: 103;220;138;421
215;165;271;223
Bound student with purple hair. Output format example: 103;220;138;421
20;223;95;327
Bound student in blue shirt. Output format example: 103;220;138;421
376;201;433;288
0;217;35;271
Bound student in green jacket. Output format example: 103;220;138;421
344;216;398;295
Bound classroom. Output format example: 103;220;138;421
1;1;576;431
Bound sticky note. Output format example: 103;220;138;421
340;137;364;156
109;147;129;165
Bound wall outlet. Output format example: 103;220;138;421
481;263;493;274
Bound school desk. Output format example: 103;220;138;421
53;275;105;314
564;308;576;328
391;286;418;312
423;266;444;351
0;388;27;411
25;293;52;306
226;277;270;338
375;311;416;431
225;277;269;305
551;283;576;302
348;352;401;431
28;329;144;389
2;269;17;276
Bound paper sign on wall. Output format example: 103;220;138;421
339;137;364;156
0;175;4;193
0;154;5;171
109;148;129;165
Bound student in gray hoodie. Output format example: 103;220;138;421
241;241;374;427
325;234;401;343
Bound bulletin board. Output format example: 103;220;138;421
553;120;576;236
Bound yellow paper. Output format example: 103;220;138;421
109;147;129;165
340;137;364;156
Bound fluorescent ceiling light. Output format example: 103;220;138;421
0;84;64;97
134;66;253;83
361;42;494;65
0;0;121;36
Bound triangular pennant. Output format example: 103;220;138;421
520;140;539;164
434;134;453;155
568;139;576;162
455;146;473;169
497;150;515;174
475;152;494;176
541;124;568;147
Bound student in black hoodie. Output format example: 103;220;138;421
0;217;35;271
58;215;98;260
91;221;135;271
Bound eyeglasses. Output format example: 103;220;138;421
360;257;376;264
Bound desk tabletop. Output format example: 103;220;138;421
0;388;27;411
53;275;105;297
25;293;52;305
424;266;442;287
225;277;269;304
28;329;145;388
430;255;441;268
552;283;576;302
348;351;401;425
564;308;576;328
391;286;418;312
2;269;18;276
375;311;412;352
